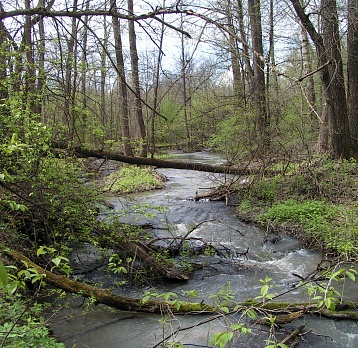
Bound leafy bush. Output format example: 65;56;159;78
0;293;64;347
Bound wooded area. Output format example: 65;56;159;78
0;0;357;347
0;0;357;160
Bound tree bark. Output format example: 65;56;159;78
347;0;358;156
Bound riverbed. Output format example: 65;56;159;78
50;151;358;348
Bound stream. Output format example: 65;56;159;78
50;151;358;348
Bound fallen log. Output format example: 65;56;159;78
6;250;210;314
94;226;189;281
117;239;189;280
70;147;258;175
5;250;358;320
256;310;304;326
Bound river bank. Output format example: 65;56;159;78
48;151;358;348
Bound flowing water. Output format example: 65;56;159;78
50;151;358;348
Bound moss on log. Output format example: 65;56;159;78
6;250;211;314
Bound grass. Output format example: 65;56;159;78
103;165;165;194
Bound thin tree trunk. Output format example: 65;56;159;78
100;15;108;137
225;0;242;103
347;0;358;156
180;14;191;148
0;13;9;117
80;0;90;143
111;0;133;156
63;0;78;143
36;0;46;117
23;0;36;115
150;15;165;156
128;0;147;157
300;23;316;122
237;0;253;103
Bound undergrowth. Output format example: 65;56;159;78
236;157;358;258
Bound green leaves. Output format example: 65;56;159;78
209;331;234;348
0;261;8;288
255;277;275;303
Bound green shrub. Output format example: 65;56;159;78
0;294;64;347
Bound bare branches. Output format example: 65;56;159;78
0;5;193;37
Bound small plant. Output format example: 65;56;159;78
107;253;129;275
305;266;357;311
208;322;252;348
264;340;288;348
209;281;235;313
255;276;275;303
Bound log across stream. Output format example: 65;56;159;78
48;151;358;348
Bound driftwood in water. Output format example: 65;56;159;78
280;323;307;347
70;147;257;175
96;230;189;281
6;250;209;313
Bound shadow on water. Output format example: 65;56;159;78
49;151;358;348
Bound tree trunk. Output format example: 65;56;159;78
7;250;201;314
111;0;133;157
149;10;165;156
248;0;270;153
321;0;351;158
69;146;272;175
100;14;109;141
290;0;353;159
347;0;358;156
63;0;78;143
0;12;9;117
237;0;253;104
80;0;90;143
128;0;147;157
300;22;316;124
225;0;242;103
180;14;191;148
23;0;37;115
36;0;46;117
